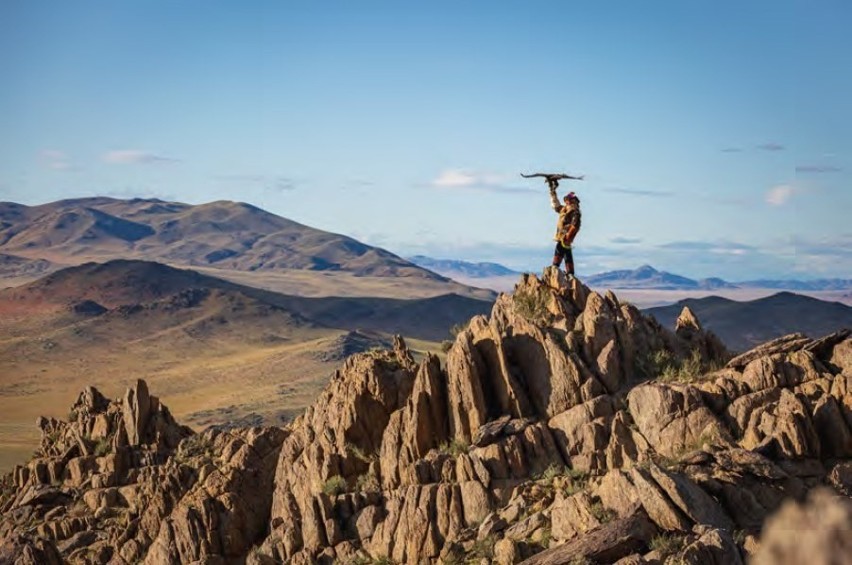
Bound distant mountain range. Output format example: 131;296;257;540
0;198;444;280
586;265;852;291
645;292;852;351
409;257;852;291
586;265;739;290
407;256;521;278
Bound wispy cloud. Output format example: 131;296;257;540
784;234;852;259
659;240;755;256
430;169;535;194
40;149;74;171
102;150;179;164
720;147;743;153
765;184;796;206
610;236;642;244
432;169;506;188
757;142;785;152
216;174;297;192
795;164;842;173
603;187;673;198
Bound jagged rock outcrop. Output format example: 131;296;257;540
1;267;850;564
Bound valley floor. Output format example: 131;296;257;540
0;318;442;473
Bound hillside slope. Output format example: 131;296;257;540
0;260;492;471
0;198;444;279
646;292;852;351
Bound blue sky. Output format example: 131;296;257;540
1;1;850;279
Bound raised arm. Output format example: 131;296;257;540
549;184;562;212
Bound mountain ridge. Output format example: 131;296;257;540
645;291;852;351
409;256;852;292
0;198;447;281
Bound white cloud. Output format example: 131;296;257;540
430;169;534;194
765;185;795;206
102;150;178;164
431;169;514;188
432;169;479;187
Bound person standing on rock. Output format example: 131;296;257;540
548;179;582;278
520;172;584;277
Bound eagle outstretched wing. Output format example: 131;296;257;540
521;173;584;181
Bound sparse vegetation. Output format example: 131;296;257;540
346;442;373;463
513;287;550;324
589;501;616;524
347;556;395;565
440;340;454;353
649;533;687;558
468;534;496;561
438;438;470;457
176;433;215;464
94;437;111;457
538;463;566;481
355;470;381;492
322;474;347;496
638;347;722;384
656;428;719;469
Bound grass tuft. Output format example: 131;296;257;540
649;533;687;558
589;501;616;524
513;287;550;325
93;437;111;457
438;438;469;457
322;474;347;496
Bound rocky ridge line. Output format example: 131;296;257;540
1;267;850;564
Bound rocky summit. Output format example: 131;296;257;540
2;267;851;564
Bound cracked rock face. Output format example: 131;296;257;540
1;268;850;564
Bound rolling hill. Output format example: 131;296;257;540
0;198;446;280
0;259;493;470
645;291;852;351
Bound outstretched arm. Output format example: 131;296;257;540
549;185;561;211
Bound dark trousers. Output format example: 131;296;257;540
552;242;574;275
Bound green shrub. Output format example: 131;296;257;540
513;287;550;324
639;347;720;383
468;535;496;561
176;434;214;462
589;501;616;524
355;471;380;492
345;556;396;565
94;437;111;457
438;438;469;457
649;533;687;557
322;475;347;496
346;442;373;463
